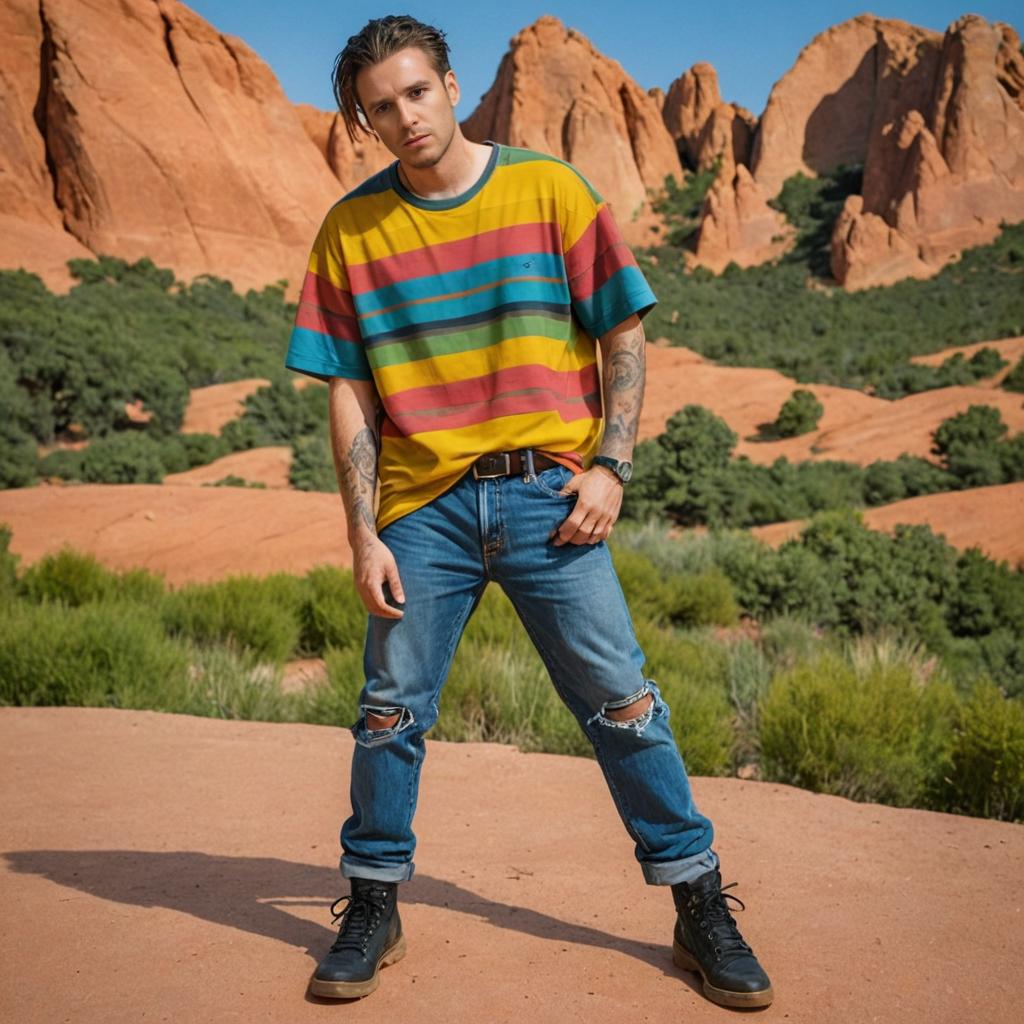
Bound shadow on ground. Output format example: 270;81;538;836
4;850;692;988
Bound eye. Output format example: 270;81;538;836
375;103;390;114
410;87;425;98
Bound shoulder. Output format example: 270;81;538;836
495;145;603;205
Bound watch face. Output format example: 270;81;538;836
619;462;633;483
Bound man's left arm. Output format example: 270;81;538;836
550;314;645;546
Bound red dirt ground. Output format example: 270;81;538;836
2;707;1021;1024
642;342;1024;466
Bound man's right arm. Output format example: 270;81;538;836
328;377;405;619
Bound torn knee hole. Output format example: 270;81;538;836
603;692;654;722
356;705;415;744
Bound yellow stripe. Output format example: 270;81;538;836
375;333;597;394
330;161;599;265
376;410;604;530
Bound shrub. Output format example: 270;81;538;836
1002;356;1024;393
290;434;336;493
773;388;824;438
940;680;1024;821
161;574;303;663
0;600;191;710
759;652;957;806
297;565;367;656
0;524;20;602
184;644;297;722
18;547;164;607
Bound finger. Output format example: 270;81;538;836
384;561;406;605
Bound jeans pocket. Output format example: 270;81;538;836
534;464;576;499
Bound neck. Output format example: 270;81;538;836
398;131;491;200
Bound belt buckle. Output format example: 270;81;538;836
473;452;511;479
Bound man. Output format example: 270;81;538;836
284;15;772;1010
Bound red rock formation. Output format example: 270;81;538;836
751;15;941;197
462;16;682;244
294;104;392;192
0;0;93;287
833;16;1024;288
663;63;756;175
2;0;351;294
692;165;793;273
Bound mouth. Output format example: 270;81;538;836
404;133;430;147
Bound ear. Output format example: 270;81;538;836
444;69;460;107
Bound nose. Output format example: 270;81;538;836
395;99;418;131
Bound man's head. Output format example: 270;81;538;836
332;15;459;167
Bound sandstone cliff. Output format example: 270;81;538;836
831;16;1024;288
462;15;683;244
1;0;360;293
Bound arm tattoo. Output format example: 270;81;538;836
334;423;379;539
599;323;646;460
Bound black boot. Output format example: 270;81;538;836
309;878;406;999
671;868;773;1009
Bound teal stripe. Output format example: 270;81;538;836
357;252;564;315
285;326;372;381
361;278;571;337
572;267;657;338
369;312;577;368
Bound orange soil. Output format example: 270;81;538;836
164;446;293;489
180;378;271;434
642;344;1024;465
750;482;1024;568
0;484;352;584
2;707;1020;1024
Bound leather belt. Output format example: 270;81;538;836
471;449;562;480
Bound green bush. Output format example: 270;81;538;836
772;388;824;438
0;600;191;710
161;574;303;664
759;651;957;806
19;548;164;607
297;565;367;656
0;524;20;602
940;680;1024;821
290;434;336;493
184;644;297;722
1001;356;1024;393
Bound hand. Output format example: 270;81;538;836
351;533;406;618
549;466;623;546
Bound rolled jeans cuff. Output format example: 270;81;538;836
340;854;415;884
641;846;719;886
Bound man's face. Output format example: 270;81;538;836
356;46;460;168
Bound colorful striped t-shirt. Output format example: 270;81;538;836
285;142;657;530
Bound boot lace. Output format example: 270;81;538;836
328;884;390;957
686;882;751;963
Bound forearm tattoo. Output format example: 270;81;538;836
600;324;646;459
340;425;378;536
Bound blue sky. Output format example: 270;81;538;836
185;2;1022;118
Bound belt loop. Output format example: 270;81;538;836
523;448;536;483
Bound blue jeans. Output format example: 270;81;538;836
340;459;716;886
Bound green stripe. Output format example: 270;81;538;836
369;312;579;368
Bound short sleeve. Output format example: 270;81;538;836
285;211;373;382
561;172;657;340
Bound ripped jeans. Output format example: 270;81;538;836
340;460;716;886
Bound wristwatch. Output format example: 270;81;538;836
592;455;633;484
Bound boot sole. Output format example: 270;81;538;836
672;938;774;1009
309;932;407;999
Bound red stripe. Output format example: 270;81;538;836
347;221;562;293
385;363;597;415
294;301;360;339
564;206;637;300
383;386;603;436
300;269;357;319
